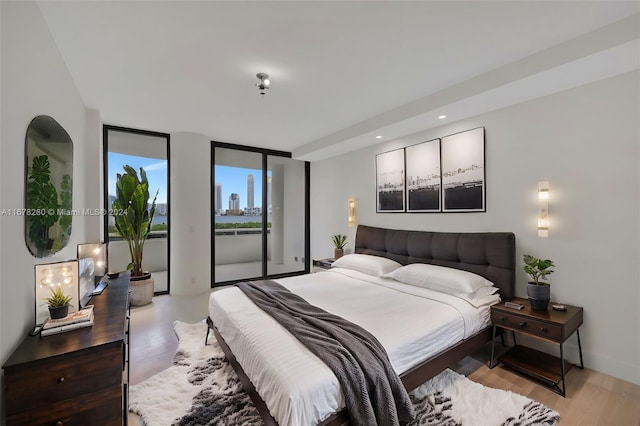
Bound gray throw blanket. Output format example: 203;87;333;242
237;280;415;426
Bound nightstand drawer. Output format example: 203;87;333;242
491;311;562;341
4;344;122;415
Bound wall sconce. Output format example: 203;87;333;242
538;181;549;238
256;72;270;96
348;197;357;227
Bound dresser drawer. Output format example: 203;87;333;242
4;343;123;415
491;311;562;341
6;385;122;426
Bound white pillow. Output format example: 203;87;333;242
331;254;402;277
458;292;501;308
469;285;499;299
383;263;496;296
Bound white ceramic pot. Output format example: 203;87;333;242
130;273;154;306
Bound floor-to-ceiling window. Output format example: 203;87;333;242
104;125;170;294
212;142;309;286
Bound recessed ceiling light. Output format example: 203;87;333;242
438;115;447;119
375;135;382;139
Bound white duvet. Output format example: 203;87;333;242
209;268;493;426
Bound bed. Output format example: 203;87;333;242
208;225;515;426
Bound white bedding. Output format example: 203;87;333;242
209;268;494;426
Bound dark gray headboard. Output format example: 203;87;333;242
354;225;515;301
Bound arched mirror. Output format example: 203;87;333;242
25;115;73;257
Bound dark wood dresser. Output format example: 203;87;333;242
3;274;130;425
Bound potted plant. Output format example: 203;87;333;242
26;155;60;257
45;287;72;319
111;165;158;306
523;254;555;311
331;234;347;259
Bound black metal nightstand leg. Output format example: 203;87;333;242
489;324;497;369
576;329;584;369
559;342;566;397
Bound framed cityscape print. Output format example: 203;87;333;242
441;127;485;212
406;139;441;212
376;148;405;212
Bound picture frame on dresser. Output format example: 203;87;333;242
34;259;80;326
376;148;405;212
77;242;108;308
441;127;486;212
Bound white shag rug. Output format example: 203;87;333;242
129;321;559;426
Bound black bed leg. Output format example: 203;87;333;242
205;316;214;345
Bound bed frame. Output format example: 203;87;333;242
210;225;516;426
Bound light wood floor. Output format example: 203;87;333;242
129;292;640;426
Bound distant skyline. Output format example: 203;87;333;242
108;152;168;204
107;156;272;211
215;165;271;210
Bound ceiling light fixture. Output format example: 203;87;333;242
256;73;270;96
438;115;447;119
376;135;382;139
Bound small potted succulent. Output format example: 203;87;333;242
523;254;555;311
331;234;347;260
45;287;72;319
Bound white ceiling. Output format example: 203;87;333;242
37;1;640;161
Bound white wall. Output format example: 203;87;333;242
310;71;640;385
170;132;211;295
83;109;102;242
0;0;94;413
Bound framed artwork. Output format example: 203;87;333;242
35;259;79;325
376;148;405;212
406;139;441;212
441;127;485;212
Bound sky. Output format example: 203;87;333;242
215;165;270;210
108;154;271;210
108;153;167;204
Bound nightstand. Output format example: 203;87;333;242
312;258;334;272
489;297;584;397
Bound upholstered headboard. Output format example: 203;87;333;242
354;225;515;301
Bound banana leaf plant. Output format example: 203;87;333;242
26;155;60;257
111;165;158;277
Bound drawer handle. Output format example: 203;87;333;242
540;327;548;332
519;322;526;327
501;317;508;322
57;376;65;384
56;421;64;426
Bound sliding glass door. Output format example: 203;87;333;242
213;147;264;283
266;155;307;276
212;143;308;286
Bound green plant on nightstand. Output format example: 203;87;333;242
523;254;555;311
331;234;347;259
45;287;72;319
